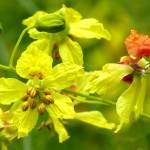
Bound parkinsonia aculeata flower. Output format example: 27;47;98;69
0;46;114;143
22;5;111;66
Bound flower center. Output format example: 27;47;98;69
21;86;54;115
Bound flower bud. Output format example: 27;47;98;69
22;101;29;111
35;13;65;33
38;103;46;115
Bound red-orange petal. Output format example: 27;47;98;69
125;30;150;58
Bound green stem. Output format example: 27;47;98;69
63;89;150;120
63;89;115;106
0;64;15;72
9;27;31;67
23;136;32;150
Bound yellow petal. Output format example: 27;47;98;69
75;111;115;129
69;18;111;40
16;46;53;79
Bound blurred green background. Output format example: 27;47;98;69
0;0;150;150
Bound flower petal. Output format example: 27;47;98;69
59;38;83;65
16;46;53;79
13;106;38;138
75;111;115;129
51;116;70;143
125;30;150;58
22;11;48;27
27;39;53;54
62;5;81;24
69;18;111;40
44;63;83;89
28;28;52;40
0;78;27;105
46;92;75;119
134;76;147;118
85;63;133;96
116;76;140;132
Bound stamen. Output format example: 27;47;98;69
22;94;29;101
30;99;37;109
42;95;54;105
38;103;46;115
27;87;37;98
22;101;29;111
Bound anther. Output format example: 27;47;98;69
30;99;37;109
22;101;29;111
22;94;29;101
38;103;46;115
42;95;54;105
27;87;37;98
44;90;51;95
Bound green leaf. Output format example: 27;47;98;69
69;18;111;40
51;116;70;143
116;76;140;132
59;37;83;65
13;106;38;138
46;92;75;119
16;45;53;79
44;63;83;89
75;111;115;129
0;78;27;105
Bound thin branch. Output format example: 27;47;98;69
0;64;15;72
62;89;115;106
9;27;31;67
63;89;150;120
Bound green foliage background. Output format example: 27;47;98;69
0;0;150;149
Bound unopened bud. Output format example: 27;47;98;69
22;101;29;111
38;103;46;115
35;13;65;33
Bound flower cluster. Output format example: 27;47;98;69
0;5;114;146
85;29;150;131
1;5;150;148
